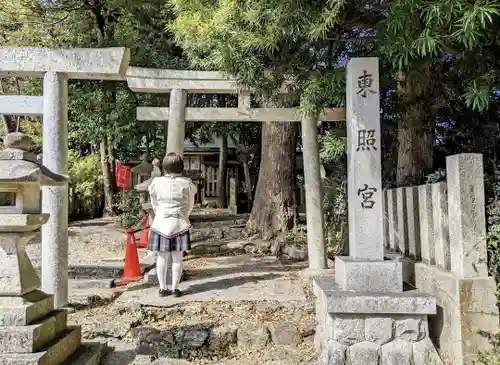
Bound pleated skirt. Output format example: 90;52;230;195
147;227;191;252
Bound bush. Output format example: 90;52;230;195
476;332;500;365
485;169;500;299
114;190;144;228
322;176;348;256
318;129;348;256
284;224;308;246
68;151;103;220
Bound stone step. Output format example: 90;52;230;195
0;290;54;326
61;343;106;365
0;310;67;353
67;263;152;279
1;326;81;365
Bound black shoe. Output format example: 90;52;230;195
159;289;171;297
172;289;182;298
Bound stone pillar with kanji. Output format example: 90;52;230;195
313;59;442;365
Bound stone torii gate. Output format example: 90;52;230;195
0;47;130;308
126;67;346;271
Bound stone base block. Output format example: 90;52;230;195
319;337;443;365
313;275;442;365
0;310;67;353
334;256;403;292
1;326;81;365
0;290;53;326
323;289;436;315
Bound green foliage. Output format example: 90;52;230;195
68;151;103;219
114;190;144;228
318;129;347;164
20;118;42;153
476;331;500;364
284;224;308;246
319;129;348;255
382;0;500;112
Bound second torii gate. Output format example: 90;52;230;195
126;67;346;271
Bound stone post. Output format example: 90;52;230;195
167;88;187;156
41;71;69;309
301;114;326;271
346;58;383;261
446;154;488;278
335;57;402;293
228;177;237;215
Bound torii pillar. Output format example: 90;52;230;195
0;47;130;308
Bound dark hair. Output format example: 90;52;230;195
162;152;184;174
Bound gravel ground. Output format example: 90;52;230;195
25;217;140;268
26;209;246;268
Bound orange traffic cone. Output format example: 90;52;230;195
110;231;143;287
138;215;150;248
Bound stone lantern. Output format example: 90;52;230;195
135;158;161;219
131;153;153;186
0;133;102;364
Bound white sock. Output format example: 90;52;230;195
156;251;169;290
171;251;183;291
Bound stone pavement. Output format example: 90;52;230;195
114;255;308;308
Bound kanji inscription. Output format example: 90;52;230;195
356;129;377;151
357;184;377;209
357;70;376;98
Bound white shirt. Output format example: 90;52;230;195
148;174;197;236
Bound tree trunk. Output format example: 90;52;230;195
396;70;436;186
396;105;435;186
1;115;17;135
246;122;298;239
107;134;116;192
217;135;228;208
251;132;262;200
241;155;253;211
100;136;115;217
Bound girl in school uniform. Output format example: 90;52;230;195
148;152;197;297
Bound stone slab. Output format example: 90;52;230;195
0;290;54;326
1;326;81;365
0;214;47;232
0;96;43;116
0;310;67;353
61;342;106;365
136;107;345;122
0;47;130;80
334;256;403;292
126;67;239;93
114;255;307;308
314;276;436;315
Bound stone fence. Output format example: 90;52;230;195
382;153;499;364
